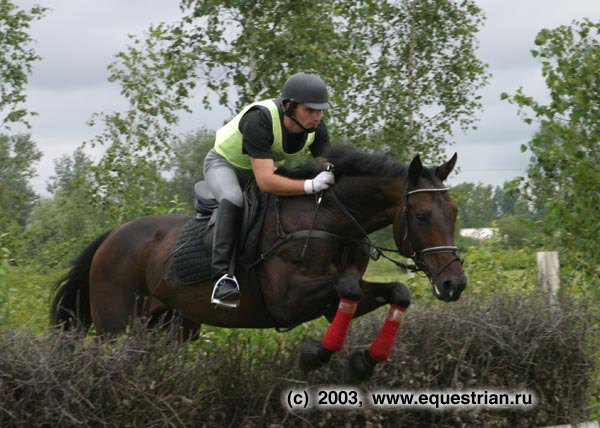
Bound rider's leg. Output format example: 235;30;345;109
211;199;242;301
203;150;244;306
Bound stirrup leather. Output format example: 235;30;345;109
211;274;240;309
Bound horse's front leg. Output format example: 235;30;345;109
299;269;364;372
346;279;411;380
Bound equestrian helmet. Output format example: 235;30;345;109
282;71;330;110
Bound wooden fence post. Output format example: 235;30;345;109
537;251;560;304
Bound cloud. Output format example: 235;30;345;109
27;0;182;91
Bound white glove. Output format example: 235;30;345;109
304;171;335;194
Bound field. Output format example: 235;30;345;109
0;251;533;333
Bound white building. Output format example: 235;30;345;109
459;228;497;240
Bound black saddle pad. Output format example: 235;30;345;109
172;183;270;286
172;216;212;285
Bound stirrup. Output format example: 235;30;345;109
211;274;240;309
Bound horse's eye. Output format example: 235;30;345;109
415;212;429;223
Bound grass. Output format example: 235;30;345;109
0;254;534;333
3;266;61;333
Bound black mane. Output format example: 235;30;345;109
276;144;408;179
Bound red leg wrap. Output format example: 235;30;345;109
368;305;407;362
322;299;358;353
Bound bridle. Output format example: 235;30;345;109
397;179;462;284
323;179;461;286
250;177;462;286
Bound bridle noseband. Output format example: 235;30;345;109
398;181;461;284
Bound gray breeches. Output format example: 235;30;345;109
203;149;254;208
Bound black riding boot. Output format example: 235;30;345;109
210;199;242;308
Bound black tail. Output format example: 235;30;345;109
50;230;113;330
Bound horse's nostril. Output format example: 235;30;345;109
442;280;459;299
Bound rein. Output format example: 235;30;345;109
250;180;461;281
327;180;462;283
245;177;461;331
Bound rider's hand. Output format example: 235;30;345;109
304;171;335;194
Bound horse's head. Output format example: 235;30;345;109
392;154;467;302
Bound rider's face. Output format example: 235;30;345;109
285;103;324;132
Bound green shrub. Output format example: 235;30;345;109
0;243;9;327
495;216;536;248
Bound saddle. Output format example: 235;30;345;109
171;179;269;285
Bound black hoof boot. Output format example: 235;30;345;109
348;350;377;381
299;339;332;371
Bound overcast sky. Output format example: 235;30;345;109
16;0;600;195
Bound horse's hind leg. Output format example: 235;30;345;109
89;278;138;335
145;300;201;342
88;248;142;336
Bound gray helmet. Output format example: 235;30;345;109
282;71;330;110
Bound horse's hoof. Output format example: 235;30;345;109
348;350;377;381
299;339;331;371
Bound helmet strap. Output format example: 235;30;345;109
283;101;316;133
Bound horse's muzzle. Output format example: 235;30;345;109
432;275;467;302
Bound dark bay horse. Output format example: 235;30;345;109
51;145;466;379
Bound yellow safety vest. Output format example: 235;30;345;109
214;99;316;170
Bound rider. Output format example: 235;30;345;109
204;71;336;308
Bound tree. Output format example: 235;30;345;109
178;0;488;160
86;30;190;223
22;149;106;267
47;147;95;196
0;1;46;129
0;133;41;226
492;178;533;219
0;133;41;257
451;182;496;228
351;0;488;160
167;128;214;209
504;19;600;281
86;0;488;222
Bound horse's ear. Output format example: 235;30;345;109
408;154;423;185
436;153;457;182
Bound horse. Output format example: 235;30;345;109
50;145;466;379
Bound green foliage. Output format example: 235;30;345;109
0;134;42;225
451;180;534;228
1;266;59;332
22;197;104;269
5;148;106;268
462;242;537;299
86;28;194;223
167;128;215;210
0;133;42;258
494;216;537;248
492;178;532;218
451;182;496;228
117;0;488;162
505;19;600;286
0;241;9;327
349;0;489;161
0;0;46;128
